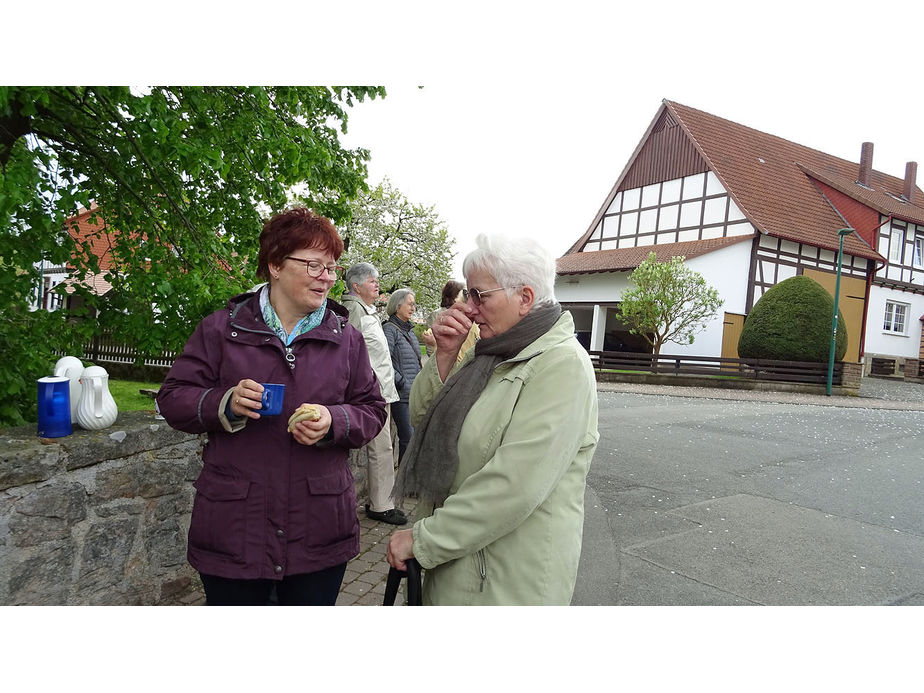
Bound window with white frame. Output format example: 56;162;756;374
883;300;908;334
914;234;924;268
890;229;904;262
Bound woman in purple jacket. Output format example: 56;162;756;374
157;207;386;606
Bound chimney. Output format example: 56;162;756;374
904;161;918;204
858;142;873;186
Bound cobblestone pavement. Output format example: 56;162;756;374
336;498;418;606
858;376;924;403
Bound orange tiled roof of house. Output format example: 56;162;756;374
563;100;924;271
557;235;753;275
663;100;918;259
794;162;924;226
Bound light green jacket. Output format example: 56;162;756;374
409;311;599;605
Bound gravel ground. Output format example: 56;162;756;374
596;376;924;411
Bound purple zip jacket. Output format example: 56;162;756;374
157;290;386;580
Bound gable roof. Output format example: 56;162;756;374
565;100;923;265
557;235;753;275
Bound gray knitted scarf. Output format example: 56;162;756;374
391;302;562;507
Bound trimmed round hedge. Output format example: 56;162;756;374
738;275;847;362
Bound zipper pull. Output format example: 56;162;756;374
478;550;486;592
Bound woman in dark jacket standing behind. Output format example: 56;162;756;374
383;288;421;466
157;207;386;606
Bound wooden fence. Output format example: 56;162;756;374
589;351;843;385
81;333;179;369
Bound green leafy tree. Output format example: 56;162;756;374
738;275;847;362
616;252;723;357
339;177;454;314
0;85;384;426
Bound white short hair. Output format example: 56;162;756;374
462;233;557;306
345;262;378;292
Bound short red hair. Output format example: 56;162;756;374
257;207;344;280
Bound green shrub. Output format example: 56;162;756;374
738;275;847;362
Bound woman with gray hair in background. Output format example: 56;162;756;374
385;233;599;605
382;288;422;466
341;262;407;525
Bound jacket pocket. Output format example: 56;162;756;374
291;468;355;548
189;472;252;562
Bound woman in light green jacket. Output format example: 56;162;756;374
386;233;599;605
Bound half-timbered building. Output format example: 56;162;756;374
556;100;924;376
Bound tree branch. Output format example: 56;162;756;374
0;96;31;168
90;88;200;239
32;107;193;267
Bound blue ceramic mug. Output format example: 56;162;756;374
259;383;285;416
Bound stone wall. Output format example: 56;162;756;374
0;411;205;605
1;410;372;606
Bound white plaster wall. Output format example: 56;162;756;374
555;239;753;357
555;272;630;303
865;285;924;359
673;241;752;356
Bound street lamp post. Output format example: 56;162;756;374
826;228;854;396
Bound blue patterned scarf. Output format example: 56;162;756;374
259;285;326;345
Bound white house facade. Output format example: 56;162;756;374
556;100;923;377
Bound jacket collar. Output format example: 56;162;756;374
500;310;577;365
227;290;350;340
341;293;376;316
387;314;413;331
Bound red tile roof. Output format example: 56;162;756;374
562;100;924;270
663;100;909;260
557;235;753;275
795;162;924;226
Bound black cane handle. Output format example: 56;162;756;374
383;558;422;606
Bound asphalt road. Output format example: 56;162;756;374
573;382;924;605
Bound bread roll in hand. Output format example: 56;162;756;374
287;403;321;432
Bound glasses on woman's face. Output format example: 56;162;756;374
463;287;514;306
285;257;343;279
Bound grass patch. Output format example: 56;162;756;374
108;379;162;412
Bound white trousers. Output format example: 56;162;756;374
367;404;397;512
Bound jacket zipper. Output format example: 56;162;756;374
476;549;487;592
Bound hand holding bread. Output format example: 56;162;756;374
287;403;321;432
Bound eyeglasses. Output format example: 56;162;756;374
463;286;516;306
285;257;343;279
